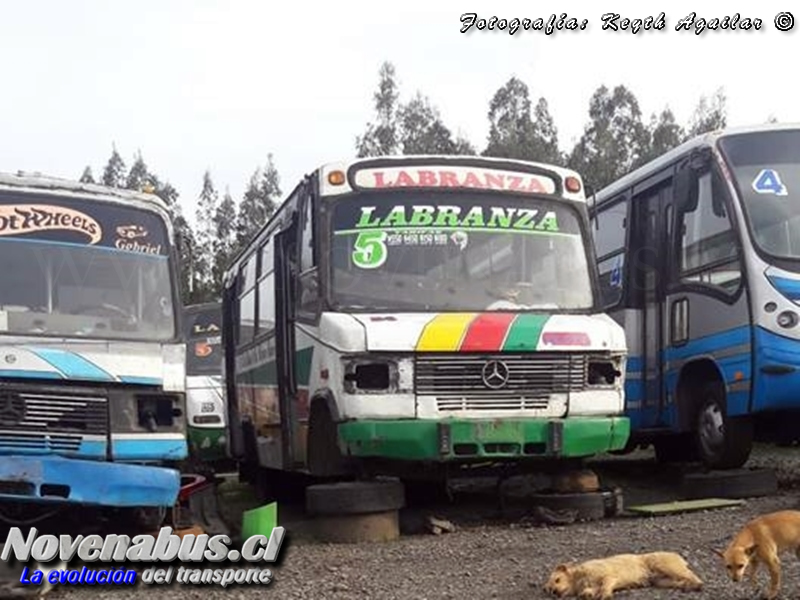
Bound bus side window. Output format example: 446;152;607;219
299;191;314;272
258;239;275;333
594;197;628;308
297;192;320;316
678;171;742;292
238;254;258;343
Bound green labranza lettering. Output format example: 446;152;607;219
536;211;559;231
353;204;560;233
356;206;380;228
460;206;485;228
408;205;436;226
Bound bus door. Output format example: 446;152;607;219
274;215;299;469
667;155;750;435
631;179;671;427
222;284;245;460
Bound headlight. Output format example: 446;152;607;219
777;310;799;329
342;358;398;394
587;356;623;386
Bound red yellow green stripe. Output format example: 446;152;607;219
502;313;550;351
415;312;551;352
416;313;477;351
460;313;517;352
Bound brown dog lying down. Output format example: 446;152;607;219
543;551;704;599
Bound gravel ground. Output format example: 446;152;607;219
25;444;800;599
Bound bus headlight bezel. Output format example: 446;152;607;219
777;310;799;329
342;357;398;394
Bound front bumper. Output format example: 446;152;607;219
0;455;181;507
338;416;630;461
188;426;227;460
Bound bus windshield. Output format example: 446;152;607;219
0;196;176;341
329;192;595;312
719;129;800;260
184;306;222;376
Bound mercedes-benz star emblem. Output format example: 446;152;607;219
481;360;510;389
0;392;26;426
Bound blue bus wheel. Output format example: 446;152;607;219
694;381;753;470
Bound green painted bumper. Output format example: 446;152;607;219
338;417;630;461
188;427;227;461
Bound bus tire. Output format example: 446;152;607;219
694;381;753;470
653;434;698;463
307;401;350;478
306;478;406;516
528;490;607;522
680;467;778;500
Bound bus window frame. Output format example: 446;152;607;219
236;250;259;346
322;188;603;316
296;181;322;324
669;159;747;305
590;192;631;311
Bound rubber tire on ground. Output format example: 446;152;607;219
653;434;699;464
680;468;778;500
312;510;400;544
694;381;754;470
306;478;406;516
527;490;607;522
307;402;350;478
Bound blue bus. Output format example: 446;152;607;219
590;123;800;469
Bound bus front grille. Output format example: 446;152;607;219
0;431;82;452
415;353;588;412
0;390;108;437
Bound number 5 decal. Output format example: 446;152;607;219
352;231;388;269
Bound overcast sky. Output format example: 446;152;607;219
1;0;796;226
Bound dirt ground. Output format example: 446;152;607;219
46;443;800;599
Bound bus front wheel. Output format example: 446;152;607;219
694;381;753;470
307;402;351;478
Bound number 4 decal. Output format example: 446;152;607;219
752;169;788;196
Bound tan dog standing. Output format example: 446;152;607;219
543;551;703;599
714;509;800;599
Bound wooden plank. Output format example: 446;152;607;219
626;498;745;516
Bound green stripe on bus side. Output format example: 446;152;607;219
237;346;314;387
501;314;550;351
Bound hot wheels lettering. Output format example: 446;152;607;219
0;204;102;244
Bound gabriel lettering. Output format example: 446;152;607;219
0;204;102;244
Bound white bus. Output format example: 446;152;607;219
184;302;227;462
590;123;800;469
0;172;186;528
222;156;629;492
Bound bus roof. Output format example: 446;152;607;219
223;154;587;284
0;170;171;213
594;122;800;206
